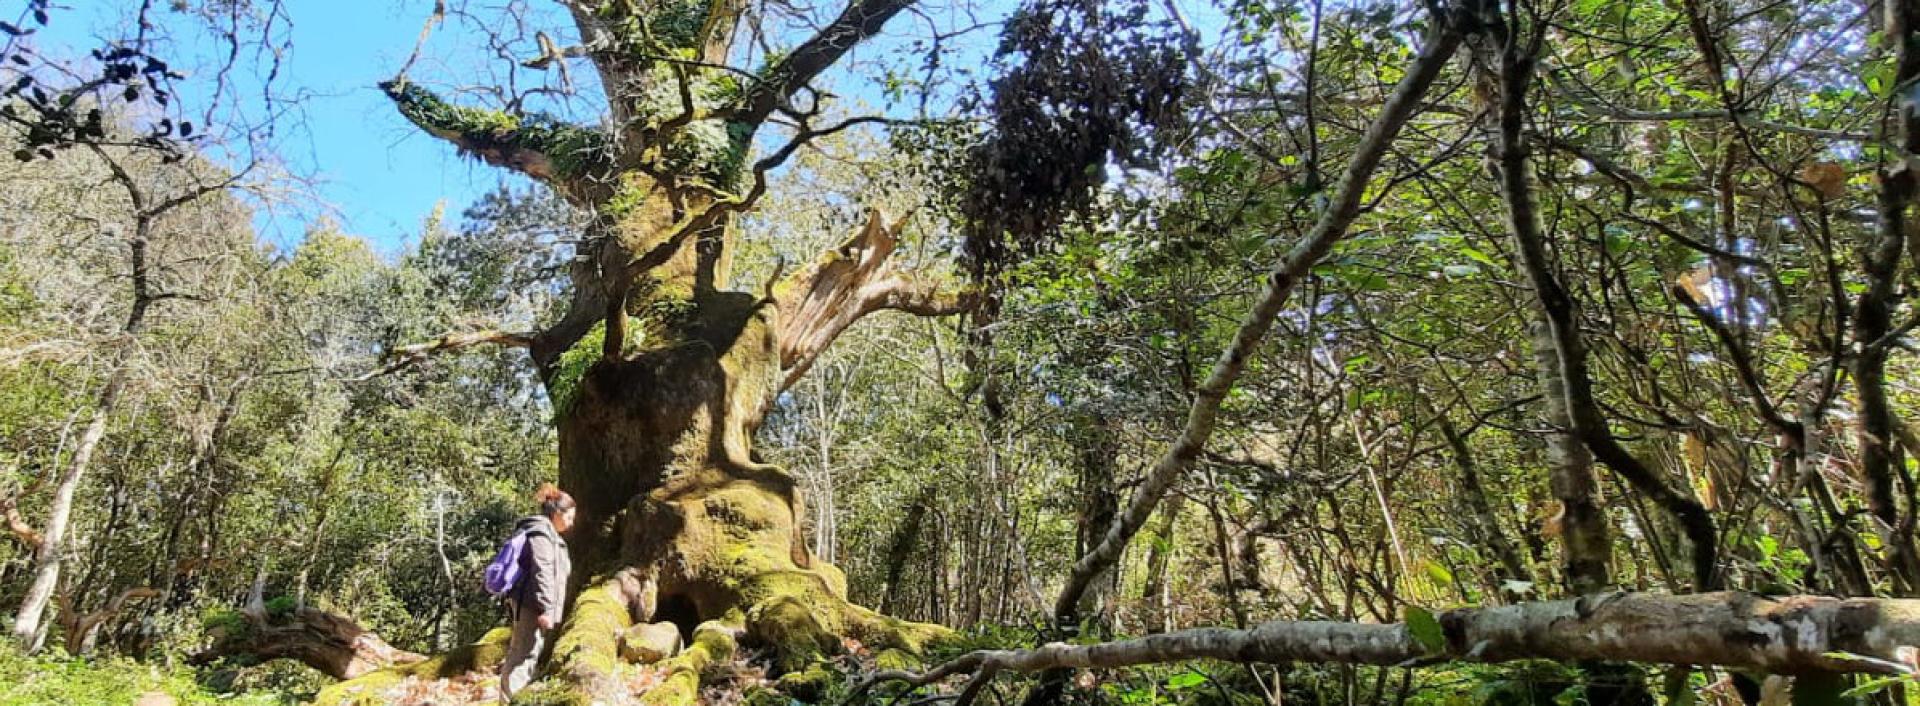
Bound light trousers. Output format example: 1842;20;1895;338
499;605;547;704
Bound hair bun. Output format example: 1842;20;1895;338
534;482;564;503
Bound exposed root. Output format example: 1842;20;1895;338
641;618;743;706
546;577;642;700
313;627;512;706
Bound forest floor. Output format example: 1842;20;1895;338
0;644;292;706
333;656;788;706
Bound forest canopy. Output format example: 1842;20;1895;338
4;0;1920;705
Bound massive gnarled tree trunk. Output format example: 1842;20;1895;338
316;2;967;701
531;211;962;704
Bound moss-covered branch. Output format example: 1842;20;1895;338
380;81;613;189
641;619;742;706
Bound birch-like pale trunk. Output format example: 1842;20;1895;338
866;591;1920;697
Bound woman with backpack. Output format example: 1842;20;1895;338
494;483;575;702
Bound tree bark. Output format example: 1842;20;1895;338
866;592;1920;696
1526;319;1612;594
11;235;153;649
1488;14;1719;592
1852;0;1920;595
448;208;954;704
195;607;425;680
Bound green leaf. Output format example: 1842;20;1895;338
1405;606;1446;653
1840;674;1912;699
1458;246;1500;268
1166;672;1207;690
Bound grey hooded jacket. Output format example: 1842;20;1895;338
511;515;571;624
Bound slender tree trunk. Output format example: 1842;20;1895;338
1202;479;1247;629
12;227;155;649
1528;320;1613;594
1139;495;1183;634
1488;17;1718;593
1073;413;1120;625
1436;415;1533;597
1853;0;1920;595
880;485;935;616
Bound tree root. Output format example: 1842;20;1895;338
641;618;742;706
550;579;641;696
312;627;512;706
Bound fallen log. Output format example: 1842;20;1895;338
862;592;1920;701
192;605;424;680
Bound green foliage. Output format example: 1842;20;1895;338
0;644;295;706
1405;606;1446;654
201;608;251;640
547;318;636;417
263;596;297;618
647;0;710;51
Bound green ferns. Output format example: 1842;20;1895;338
648;0;710;51
545;317;647;417
625;66;753;188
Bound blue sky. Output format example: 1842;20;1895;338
24;0;1005;251
20;0;1220;253
28;1;545;251
250;1;530;250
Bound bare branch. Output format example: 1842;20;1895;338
58;586;160;655
774;209;977;391
1672;285;1799;440
1;492;42;550
1051;11;1468;624
352;329;535;382
858;592;1920;706
0;339;86;369
734;0;917;126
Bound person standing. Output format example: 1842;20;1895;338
498;484;575;703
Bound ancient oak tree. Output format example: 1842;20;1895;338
333;0;973;702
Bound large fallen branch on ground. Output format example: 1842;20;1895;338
860;592;1920;702
192;606;424;680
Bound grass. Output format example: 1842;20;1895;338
0;644;300;706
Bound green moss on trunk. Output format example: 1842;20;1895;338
641;619;740;706
544;581;637;702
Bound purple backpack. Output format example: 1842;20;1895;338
483;529;531;597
